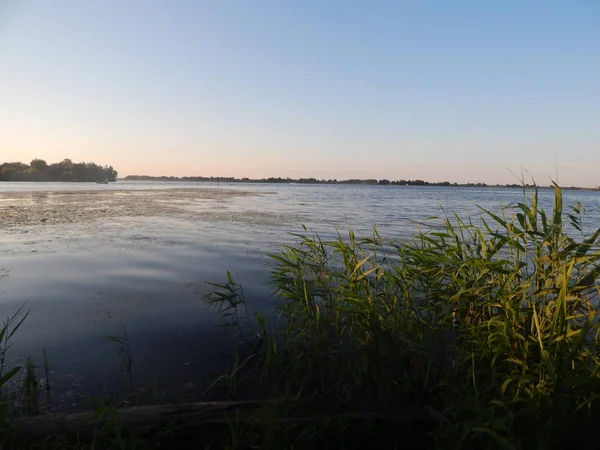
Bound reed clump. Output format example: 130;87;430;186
206;185;600;449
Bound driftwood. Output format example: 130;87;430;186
11;400;434;443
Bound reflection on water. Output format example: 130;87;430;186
0;182;599;410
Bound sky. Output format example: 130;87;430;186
1;1;599;186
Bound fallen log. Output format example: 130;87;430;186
9;400;435;448
12;401;265;440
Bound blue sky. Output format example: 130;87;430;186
1;1;599;186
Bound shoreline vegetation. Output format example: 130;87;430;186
124;175;597;190
2;185;600;449
0;159;596;189
0;159;118;182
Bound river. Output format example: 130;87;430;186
1;181;599;410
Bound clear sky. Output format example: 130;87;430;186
1;1;599;186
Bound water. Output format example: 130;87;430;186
1;181;599;410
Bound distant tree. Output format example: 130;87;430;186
0;162;29;180
48;158;74;181
0;158;118;182
71;162;87;181
104;165;118;181
30;159;48;171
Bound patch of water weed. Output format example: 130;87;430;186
206;184;600;449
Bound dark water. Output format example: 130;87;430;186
1;182;599;410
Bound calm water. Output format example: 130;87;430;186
1;181;599;409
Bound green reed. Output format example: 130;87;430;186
206;185;600;449
0;305;30;429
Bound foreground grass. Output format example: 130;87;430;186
2;185;600;449
206;185;600;449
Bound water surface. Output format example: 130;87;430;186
1;181;599;409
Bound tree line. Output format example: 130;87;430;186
124;174;543;188
0;159;118;182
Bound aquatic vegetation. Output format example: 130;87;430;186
0;305;30;430
206;185;600;449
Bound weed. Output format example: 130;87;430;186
206;185;600;449
107;324;134;393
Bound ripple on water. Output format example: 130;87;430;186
0;184;599;410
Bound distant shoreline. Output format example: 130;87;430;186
0;158;117;182
0;180;117;183
1;178;597;191
120;176;596;190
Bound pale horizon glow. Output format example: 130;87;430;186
1;1;599;186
